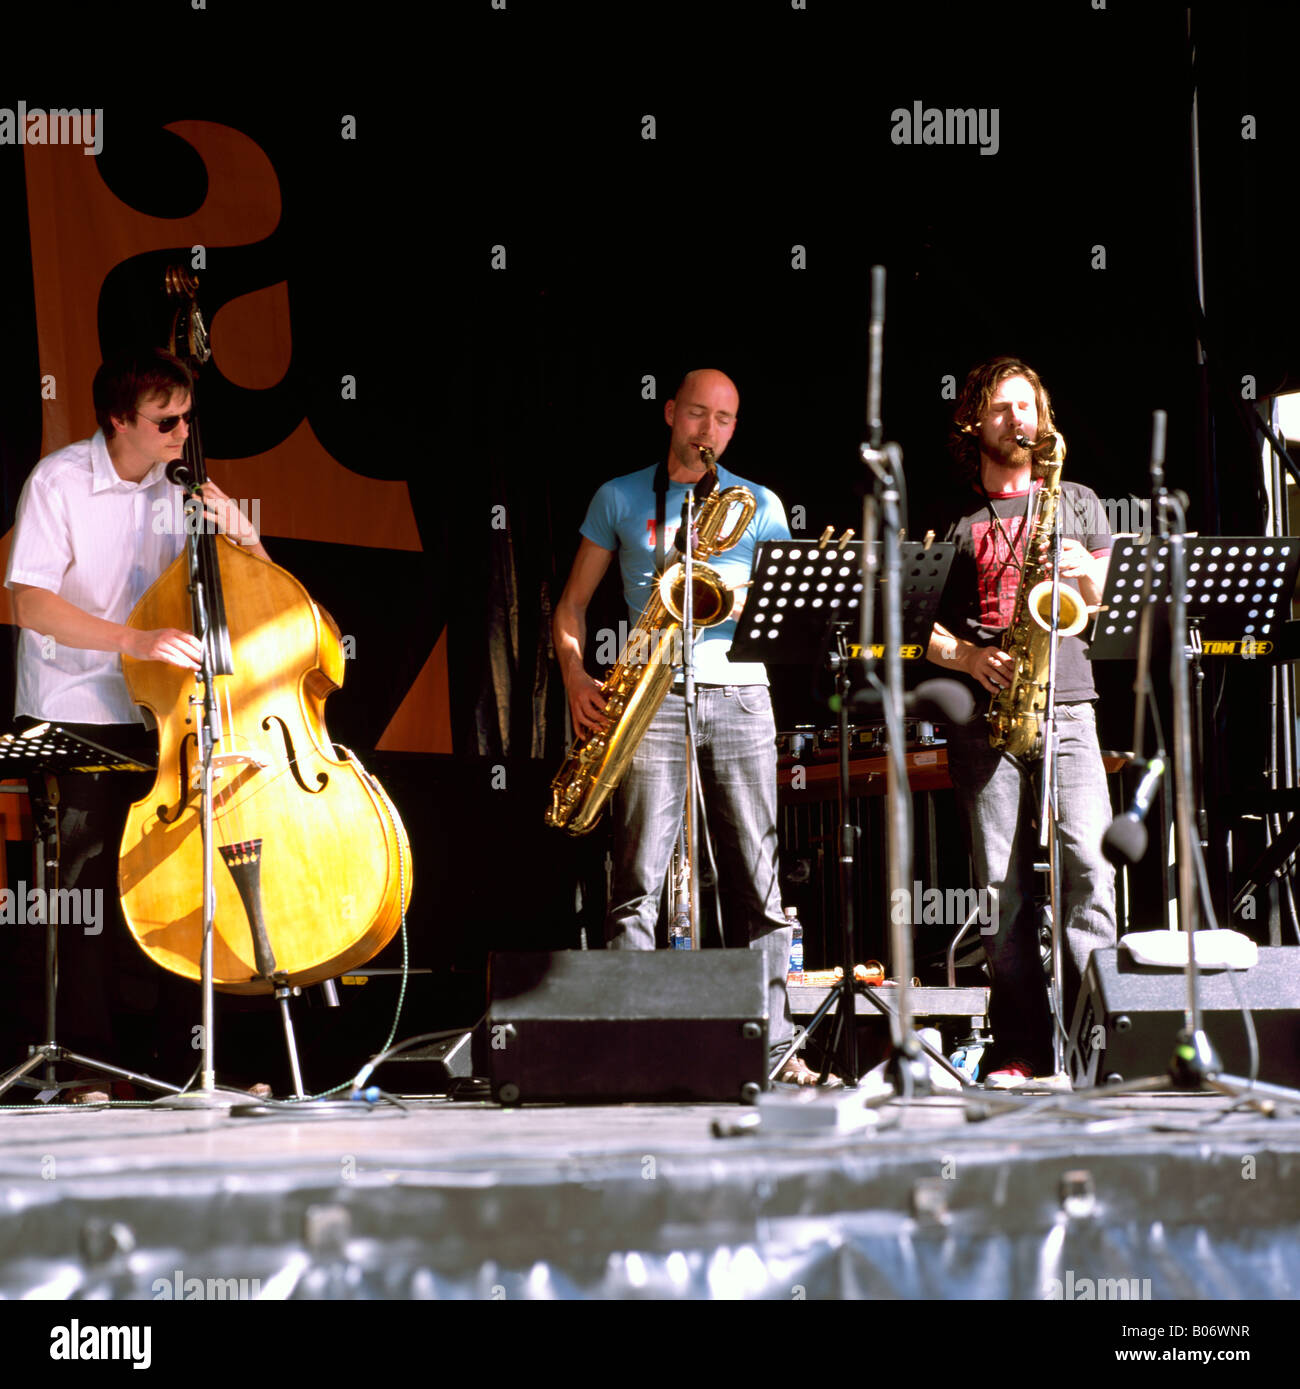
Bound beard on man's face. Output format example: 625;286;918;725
982;431;1032;471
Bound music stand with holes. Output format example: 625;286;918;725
730;537;953;668
1092;535;1300;658
0;723;184;1102
731;538;970;1088
1094;535;1300;920
1081;529;1300;1110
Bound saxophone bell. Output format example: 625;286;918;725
1026;579;1088;639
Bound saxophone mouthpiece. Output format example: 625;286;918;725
696;445;716;468
1017;432;1059;453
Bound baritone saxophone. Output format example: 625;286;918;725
545;457;757;835
987;430;1088;759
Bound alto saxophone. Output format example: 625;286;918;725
987;431;1088;759
546;454;757;835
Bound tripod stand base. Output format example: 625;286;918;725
885;1042;935;1097
0;1044;183;1102
150;1085;264;1110
1077;1030;1300;1114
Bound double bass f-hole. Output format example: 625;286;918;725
262;715;328;794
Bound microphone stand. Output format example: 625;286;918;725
1101;414;1172;879
682;470;701;946
766;267;930;1091
857;265;928;1094
1165;477;1213;1074
675;451;721;951
1027;435;1068;1078
1127;412;1213;1076
154;468;254;1109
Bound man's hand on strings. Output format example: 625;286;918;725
128;627;203;671
200;480;260;548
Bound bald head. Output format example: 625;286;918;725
674;368;738;402
665;368;739;479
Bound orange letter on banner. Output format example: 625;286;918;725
21;120;419;550
7;122;449;752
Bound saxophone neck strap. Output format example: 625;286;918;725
976;478;1037;580
654;460;668;576
653;459;720;574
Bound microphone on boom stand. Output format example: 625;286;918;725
1102;756;1167;866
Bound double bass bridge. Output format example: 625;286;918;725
190;747;269;791
157;734;269;824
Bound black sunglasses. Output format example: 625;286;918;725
137;410;193;434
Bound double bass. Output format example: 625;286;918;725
117;269;411;995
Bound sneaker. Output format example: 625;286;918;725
983;1059;1035;1089
776;1055;844;1088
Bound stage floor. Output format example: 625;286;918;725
2;1082;1298;1304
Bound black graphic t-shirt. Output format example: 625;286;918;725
934;479;1112;703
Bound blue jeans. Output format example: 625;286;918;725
607;685;794;1048
946;702;1116;1070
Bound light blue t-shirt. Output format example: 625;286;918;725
580;462;790;685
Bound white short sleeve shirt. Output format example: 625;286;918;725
5;430;186;723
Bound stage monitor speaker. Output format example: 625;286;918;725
1070;946;1300;1088
486;950;768;1104
370;1029;475;1095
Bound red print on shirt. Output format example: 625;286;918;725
969;515;1027;628
645;518;681;551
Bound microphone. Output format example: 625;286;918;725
673;454;719;553
1102;755;1167;865
849;678;976;726
165;459;196;489
866;264;885;451
1149;409;1166;494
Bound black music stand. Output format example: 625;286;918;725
1091;534;1299;660
1071;525;1300;1110
0;723;183;1103
730;536;953;669
733;537;970;1088
1094;533;1300;915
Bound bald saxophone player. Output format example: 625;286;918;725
553;369;835;1086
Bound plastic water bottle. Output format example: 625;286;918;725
785;906;804;982
669;908;692;949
